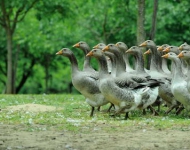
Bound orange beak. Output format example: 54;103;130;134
157;46;163;51
139;41;147;47
144;49;151;55
102;45;109;52
86;51;93;57
163;47;170;52
126;49;132;53
162;53;169;58
177;52;184;58
93;44;98;49
56;50;63;55
73;43;80;48
115;43;119;47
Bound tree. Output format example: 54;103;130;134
137;0;145;45
149;0;158;40
0;0;39;93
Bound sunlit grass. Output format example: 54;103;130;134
0;94;190;132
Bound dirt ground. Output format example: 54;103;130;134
0;104;190;150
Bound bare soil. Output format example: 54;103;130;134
0;104;190;150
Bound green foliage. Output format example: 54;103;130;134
1;0;190;93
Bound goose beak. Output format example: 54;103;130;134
163;47;170;52
115;43;119;47
178;46;183;51
102;45;109;52
73;43;80;48
177;52;184;58
56;50;63;55
126;49;132;53
139;41;147;47
162;53;169;58
86;51;93;57
144;49;151;55
157;46;163;51
93;44;98;49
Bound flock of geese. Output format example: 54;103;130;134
56;40;190;119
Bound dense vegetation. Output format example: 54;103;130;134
1;0;190;94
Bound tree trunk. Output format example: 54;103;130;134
6;28;14;94
149;0;158;40
137;0;145;45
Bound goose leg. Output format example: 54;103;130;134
124;112;129;120
149;105;159;116
142;109;146;115
90;106;95;117
176;105;184;115
107;103;115;112
165;105;179;114
97;106;101;111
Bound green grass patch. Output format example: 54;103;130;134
0;94;190;132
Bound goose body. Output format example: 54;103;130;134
140;40;180;114
162;52;190;115
56;48;109;116
178;50;190;93
87;49;161;119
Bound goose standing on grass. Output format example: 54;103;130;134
87;49;162;119
126;46;162;115
162;52;190;116
56;48;109;117
140;40;181;114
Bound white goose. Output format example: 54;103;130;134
162;52;190;116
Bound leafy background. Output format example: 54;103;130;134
1;0;190;94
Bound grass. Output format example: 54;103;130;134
0;94;190;132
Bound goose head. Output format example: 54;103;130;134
163;46;180;54
115;42;128;51
86;49;104;58
162;52;177;60
56;48;73;57
93;43;106;50
157;44;169;51
126;46;142;54
139;40;156;48
178;42;190;51
102;44;119;53
73;41;90;51
178;50;190;60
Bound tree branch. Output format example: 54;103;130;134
0;0;8;28
16;58;36;93
12;0;39;33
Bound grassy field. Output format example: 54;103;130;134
0;94;190;132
